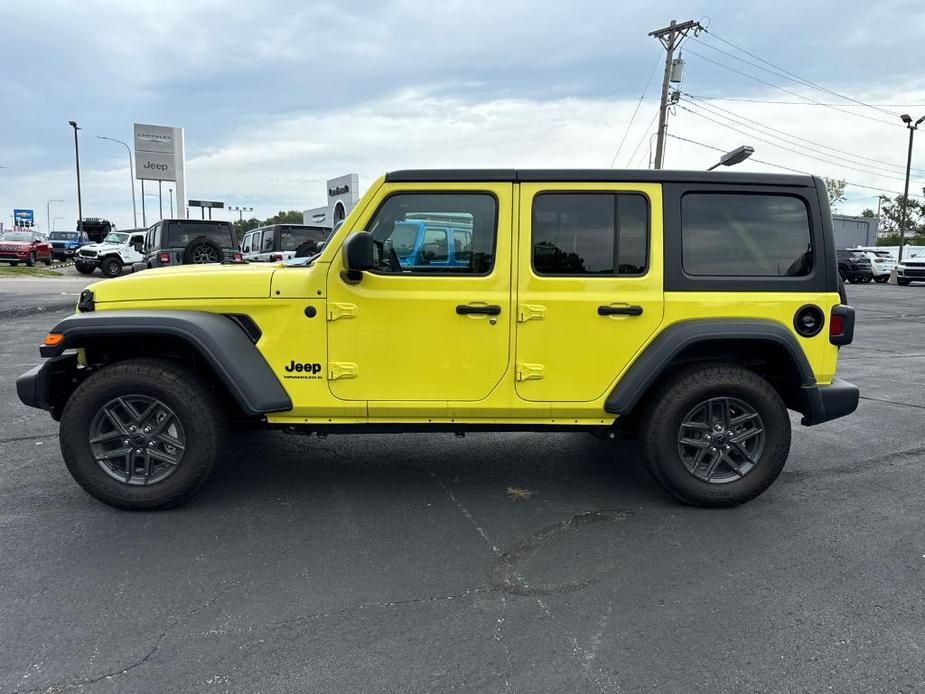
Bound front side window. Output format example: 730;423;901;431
241;233;251;253
365;193;497;274
532;193;648;275
681;194;813;277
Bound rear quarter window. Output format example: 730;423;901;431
681;193;813;277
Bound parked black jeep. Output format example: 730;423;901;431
140;219;242;269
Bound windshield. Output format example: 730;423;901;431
166;222;233;247
103;232;129;244
279;226;327;251
0;232;32;242
50;232;79;240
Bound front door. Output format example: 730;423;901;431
515;183;664;402
326;183;513;404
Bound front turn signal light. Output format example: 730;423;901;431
43;333;64;346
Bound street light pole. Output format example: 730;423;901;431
68;121;83;235
97;136;138;228
898;114;925;263
169;188;174;217
46;199;64;236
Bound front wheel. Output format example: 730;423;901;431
75;263;95;275
898;278;911;286
26;252;36;267
101;257;122;278
639;364;791;508
874;275;889;283
59;358;226;510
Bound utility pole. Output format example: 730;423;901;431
649;19;701;169
897;114;924;263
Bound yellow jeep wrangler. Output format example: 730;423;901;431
17;169;858;510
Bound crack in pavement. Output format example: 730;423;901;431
7;583;239;694
785;443;925;482
0;433;57;445
859;395;925;411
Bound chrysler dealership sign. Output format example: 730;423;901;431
134;122;187;219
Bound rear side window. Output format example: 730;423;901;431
279;226;326;251
167;222;233;248
532;193;648;275
681;194;812;277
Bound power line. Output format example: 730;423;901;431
682;47;902;129
610;53;662;167
625;107;661;169
677;102;922;183
666;132;924;198
682;93;925;176
696;30;900;118
686;95;925;108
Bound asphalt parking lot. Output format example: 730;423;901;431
1;282;923;693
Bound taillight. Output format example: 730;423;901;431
829;305;854;346
158;251;170;264
270;253;283;262
233;251;243;263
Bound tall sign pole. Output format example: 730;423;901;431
649;19;701;170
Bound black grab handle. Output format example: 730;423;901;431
597;305;643;316
456;304;502;316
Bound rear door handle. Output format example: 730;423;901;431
598;305;643;316
456;304;501;316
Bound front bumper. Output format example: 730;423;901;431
52;248;78;258
16;354;81;420
897;267;925;279
801;378;860;426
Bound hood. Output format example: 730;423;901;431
89;263;279;303
0;240;31;247
81;242;122;252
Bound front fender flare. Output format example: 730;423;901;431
39;310;292;415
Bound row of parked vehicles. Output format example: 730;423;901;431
837;247;925;286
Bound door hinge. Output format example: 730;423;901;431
516;363;545;381
329;362;358;380
327;303;357;321
518;304;546;322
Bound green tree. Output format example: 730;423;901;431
233;217;261;239
860;208;875;218
824;178;847;211
264;210;304;225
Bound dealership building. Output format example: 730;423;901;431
303;174;360;230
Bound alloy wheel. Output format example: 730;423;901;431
88;395;186;486
676;397;765;484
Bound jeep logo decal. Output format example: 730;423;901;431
285;360;321;374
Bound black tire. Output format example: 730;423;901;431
860;274;873;283
59;358;227;510
182;236;224;264
838;268;847;282
838;278;848;305
898;278;911;286
26;252;36;267
43;257;52;266
873;275;889;283
9;261;18;267
101;256;122;278
75;263;95;275
639;364;791;508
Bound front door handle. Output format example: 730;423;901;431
598;305;643;316
456;304;501;316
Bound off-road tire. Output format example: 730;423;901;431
838;278;848;304
639;364;791;508
182;236;224;265
838;268;847;282
26;252;36;267
59;358;226;510
294;240;319;258
75;263;95;275
100;256;122;278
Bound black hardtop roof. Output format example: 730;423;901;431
160;218;233;226
385;169;817;187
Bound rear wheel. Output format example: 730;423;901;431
59;358;226;510
860;274;873;283
873;275;888;283
639;364;791;508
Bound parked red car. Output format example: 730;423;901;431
0;230;53;266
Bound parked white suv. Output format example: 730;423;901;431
74;230;146;277
863;250;895;283
897;252;925;286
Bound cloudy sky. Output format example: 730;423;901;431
2;0;925;231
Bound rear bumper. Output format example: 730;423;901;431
801;378;860;426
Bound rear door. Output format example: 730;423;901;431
515;183;664;402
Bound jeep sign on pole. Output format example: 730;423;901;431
134;123;187;219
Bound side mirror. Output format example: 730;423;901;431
341;231;374;282
133;242;144;253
